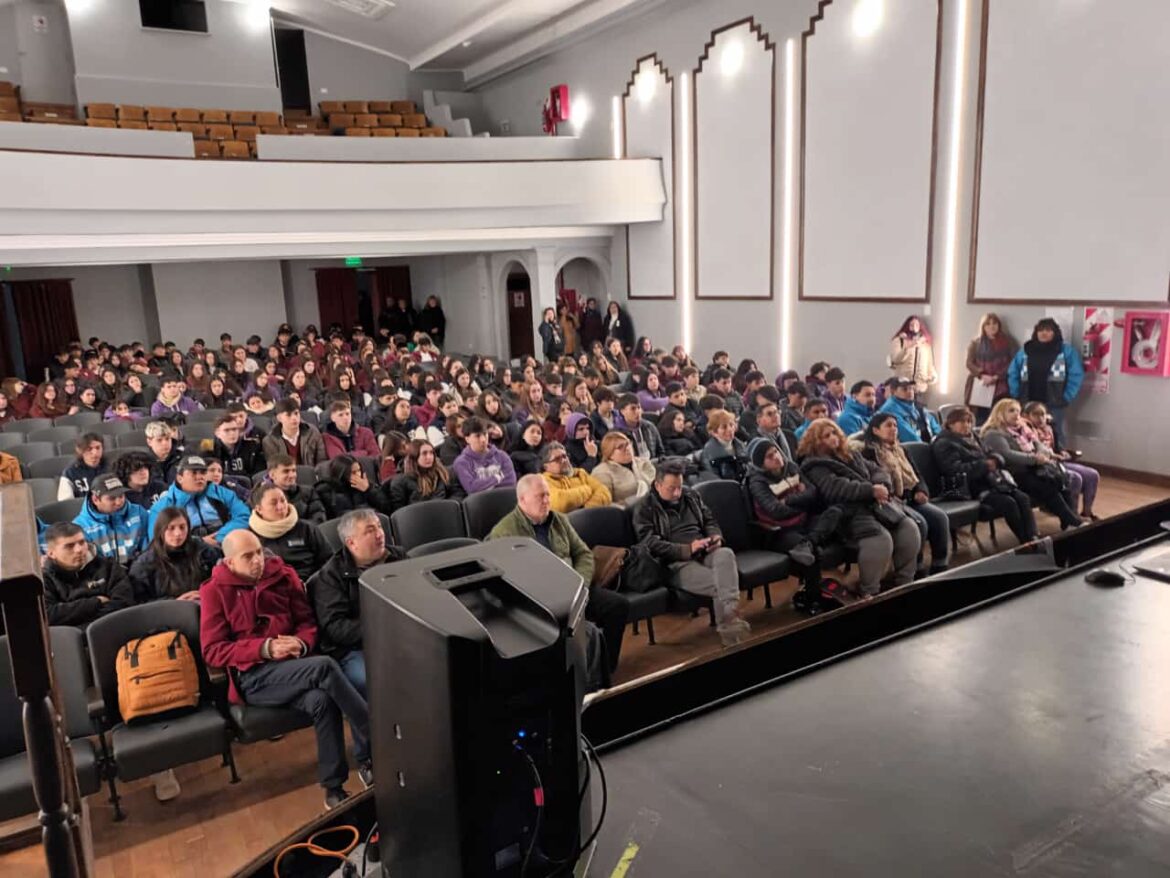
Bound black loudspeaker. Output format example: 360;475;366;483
359;538;591;877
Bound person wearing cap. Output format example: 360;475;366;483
42;521;135;630
72;473;150;565
877;377;941;444
148;455;251;545
261;399;328;467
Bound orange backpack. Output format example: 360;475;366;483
116;630;200;722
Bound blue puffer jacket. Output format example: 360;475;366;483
835;397;874;437
1007;342;1083;408
73;496;150;565
878;396;941;444
148;481;251;542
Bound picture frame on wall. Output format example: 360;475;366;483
1119;311;1170;376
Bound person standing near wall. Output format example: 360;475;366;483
964;313;1017;422
1007;318;1083;449
417;296;446;348
539;308;565;363
888;316;938;404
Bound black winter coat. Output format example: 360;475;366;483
631;488;721;564
284;483;327;525
418;305;446;345
43;553;135;629
256;520;331;585
386;472;463;510
746;462;819;525
316;480;391;519
931;431;997;494
128;541;222;602
799;452;888;540
307;546;404;658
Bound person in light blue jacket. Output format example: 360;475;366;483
72;474;150;565
877;378;941;444
148;455;250;544
1007;318;1083;448
835;380;877;437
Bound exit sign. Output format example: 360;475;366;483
345;256;363;267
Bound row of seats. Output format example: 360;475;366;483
319;100;418;116
85;104;283;126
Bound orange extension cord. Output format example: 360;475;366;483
272;824;361;877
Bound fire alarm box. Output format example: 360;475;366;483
549;85;570;122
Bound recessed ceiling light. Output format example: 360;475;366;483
462;40;472;47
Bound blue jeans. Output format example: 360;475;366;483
1049;406;1068;449
337;650;367;698
906;501;950;569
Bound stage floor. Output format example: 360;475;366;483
592;543;1170;877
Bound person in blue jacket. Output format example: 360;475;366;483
148;454;250;545
1007;317;1083;449
835;380;877;436
72;474;150;565
877;378;941;444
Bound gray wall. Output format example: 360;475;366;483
67;0;281;110
302;30;463;111
474;0;1170;476
0;6;21;86
4;264;152;344
10;0;75;104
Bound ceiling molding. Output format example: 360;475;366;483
272;14;411;65
462;0;671;87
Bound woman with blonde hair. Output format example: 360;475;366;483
980;398;1081;529
797;419;920;597
591;432;655;507
964;312;1016;420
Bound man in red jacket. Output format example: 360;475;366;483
200;529;372;809
322;401;381;460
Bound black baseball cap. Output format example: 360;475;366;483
177;455;209;473
91;474;128;499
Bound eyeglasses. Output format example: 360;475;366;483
548;453;569;463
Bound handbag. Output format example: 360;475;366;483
872;499;908;530
938;471;972;502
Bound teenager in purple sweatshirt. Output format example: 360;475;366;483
452;417;517;495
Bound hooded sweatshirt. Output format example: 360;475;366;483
73;496;150;565
452;445;517;495
877;396;941;444
835;397;875;437
148;480;251;542
563;412;599;472
745;437;817;528
200;554;318;702
59;459;108;500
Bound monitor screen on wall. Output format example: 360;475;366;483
140;0;209;33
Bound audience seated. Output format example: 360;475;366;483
616;395;664;460
266;454;327;524
796;420;921;597
144;420;184;483
859;414;949;575
657;406;703;456
793;399;830;442
308;510;405;698
1023;401;1099;521
72;474;150;565
821;367;848;419
207;413;266;476
149;454;251;544
60;432;108;500
452;417;516;495
591;432;655;507
317;455;391;519
487;474;628;682
128;507;222;602
249;483;330;583
261;400;328;467
779;382;809;433
322;401;380;461
633;458;750;647
539;442;611;513
41;522;134;629
877;377;941;444
932;406;1037;544
836;380;877;436
979;399;1082;530
745;437;830;585
200;530;371;810
700;410;749;482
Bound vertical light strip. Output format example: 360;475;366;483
679;72;693;353
780;38;797;372
938;0;970;394
611;95;623;159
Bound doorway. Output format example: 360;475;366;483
505;264;534;360
314;266;412;337
0;279;79;379
274;28;311;112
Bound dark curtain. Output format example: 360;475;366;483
0;284;14;377
315;269;359;334
10;279;79;378
375;266;412;310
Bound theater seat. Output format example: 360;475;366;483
319;100;344;116
220;138;251;157
345;128;371;137
354;113;378;128
178;122;207;138
205;123;234;141
695;479;792;609
201;109;229;124
343;100;368;114
150;122;178;131
368;101;393;114
174;108;201;123
390;100;415;115
87;118;116;128
402;113;426;129
254;111;281;128
234;125;260;142
390;501;465;553
330;113;355;129
372;128;397;137
902;441;995;552
462;487;518;540
117;105;146;122
146;106;175;124
378;113;402;128
0;111;21;122
194;140;221;159
261;126;289;136
85;103;116;120
396;128;419;138
421;127;446;137
225;704;311;745
228;110;254;125
118;120;148;130
0;628;102;823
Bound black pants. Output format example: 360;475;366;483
764;528;821;588
980;488;1037;543
587;585;629;675
237;656;370;790
1015;470;1080;528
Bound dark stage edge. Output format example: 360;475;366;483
236;500;1170;877
589;510;1170;877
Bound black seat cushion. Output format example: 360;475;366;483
932;499;982;529
733;549;791;589
0;739;101;822
622;586;671;621
110;706;228;780
228;704;313;744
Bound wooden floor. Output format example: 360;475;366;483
2;475;1166;877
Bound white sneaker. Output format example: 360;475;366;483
152;769;181;802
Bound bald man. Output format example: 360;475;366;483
200;530;372;809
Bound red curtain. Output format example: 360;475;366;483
10;279;79;378
315;269;358;334
0;285;14;377
375;266;412;309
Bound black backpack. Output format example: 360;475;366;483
619;541;668;593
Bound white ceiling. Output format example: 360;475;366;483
269;0;663;82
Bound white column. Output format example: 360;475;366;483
530;247;559;358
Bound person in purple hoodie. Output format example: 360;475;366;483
635;370;669;414
451;417;517;495
151;375;202;419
